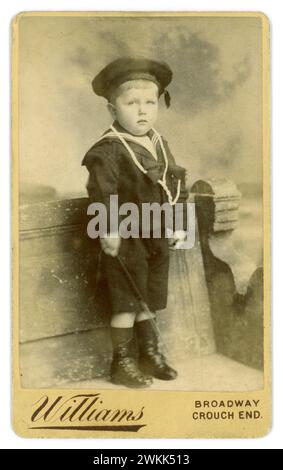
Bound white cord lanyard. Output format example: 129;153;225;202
109;125;181;206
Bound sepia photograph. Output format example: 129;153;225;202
13;11;270;438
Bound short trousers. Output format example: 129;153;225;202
101;237;169;314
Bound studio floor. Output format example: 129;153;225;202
63;353;264;392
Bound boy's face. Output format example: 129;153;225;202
110;82;159;136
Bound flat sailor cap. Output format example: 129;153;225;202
92;57;173;107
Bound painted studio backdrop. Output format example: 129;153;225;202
18;15;264;390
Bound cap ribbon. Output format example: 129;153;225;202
164;89;171;108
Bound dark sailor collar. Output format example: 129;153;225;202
98;121;159;160
95;122;181;206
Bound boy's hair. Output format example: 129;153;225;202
109;79;159;104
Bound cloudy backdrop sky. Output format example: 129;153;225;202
18;14;262;197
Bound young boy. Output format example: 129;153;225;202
82;58;187;388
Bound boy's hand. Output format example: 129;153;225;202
168;230;187;250
100;233;121;257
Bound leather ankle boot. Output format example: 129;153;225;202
110;327;152;388
135;319;177;380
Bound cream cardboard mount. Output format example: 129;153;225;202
12;11;271;438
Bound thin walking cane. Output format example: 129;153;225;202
116;254;173;362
